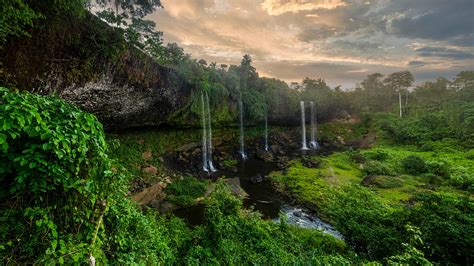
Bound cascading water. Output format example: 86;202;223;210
264;115;269;151
239;100;247;159
300;101;309;150
205;92;216;172
309;101;319;149
201;92;208;171
201;92;216;172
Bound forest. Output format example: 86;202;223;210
1;0;473;265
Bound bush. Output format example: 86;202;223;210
425;160;451;178
449;166;474;191
324;185;407;260
349;149;365;164
364;149;390;161
363;161;396;176
402;155;427;175
0;88;112;263
406;193;474;264
165;176;207;207
373;176;404;189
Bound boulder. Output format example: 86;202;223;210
250;174;264;184
142;165;158;175
225;178;249;198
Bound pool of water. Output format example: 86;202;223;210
174;156;343;239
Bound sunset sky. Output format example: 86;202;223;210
149;0;474;87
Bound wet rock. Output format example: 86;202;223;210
270;145;282;153
250;174;264;184
155;201;176;213
225;177;249;198
176;143;200;152
301;157;322;168
256;150;274;162
294;211;304;218
361;175;377;186
142;165;158;175
132;182;166;205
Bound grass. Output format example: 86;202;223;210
271;140;473;209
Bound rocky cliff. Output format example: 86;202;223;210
0;12;192;130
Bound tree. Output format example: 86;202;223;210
0;0;41;48
360;73;389;112
452;71;474;101
384;71;414;117
95;0;162;22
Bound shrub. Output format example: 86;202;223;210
363;161;396;176
0;88;112;263
165;176;207;207
425;160;451;178
373;176;404;189
349;149;365;164
406;193;474;264
449;166;474;191
364;149;390;161
402;155;427;175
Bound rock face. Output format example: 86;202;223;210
0;13;192;130
59;64;190;130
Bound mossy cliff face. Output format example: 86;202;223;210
57;50;191;130
0;13;192;130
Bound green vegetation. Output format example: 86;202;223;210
270;115;474;264
175;182;351;265
0;89;353;264
165;176;208;207
0;88;112;263
1;2;473;264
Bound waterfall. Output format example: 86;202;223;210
201;92;216;172
239;100;247;159
264;115;269;151
309;101;319;149
201;92;208;171
300;101;309;150
205;92;216;172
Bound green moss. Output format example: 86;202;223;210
165;176;208;207
222;159;238;168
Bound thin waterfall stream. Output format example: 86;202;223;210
201;92;208;171
205;92;216;172
300;101;309;150
201;92;216;172
239;100;247;159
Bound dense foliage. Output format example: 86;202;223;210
1;1;473;265
0;88;112;263
0;89;351;264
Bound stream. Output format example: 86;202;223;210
175;156;343;239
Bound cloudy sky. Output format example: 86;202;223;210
148;0;474;87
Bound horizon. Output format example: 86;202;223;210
149;0;474;88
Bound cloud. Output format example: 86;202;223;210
408;61;425;67
385;0;474;40
149;0;473;87
261;0;347;16
415;47;474;60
